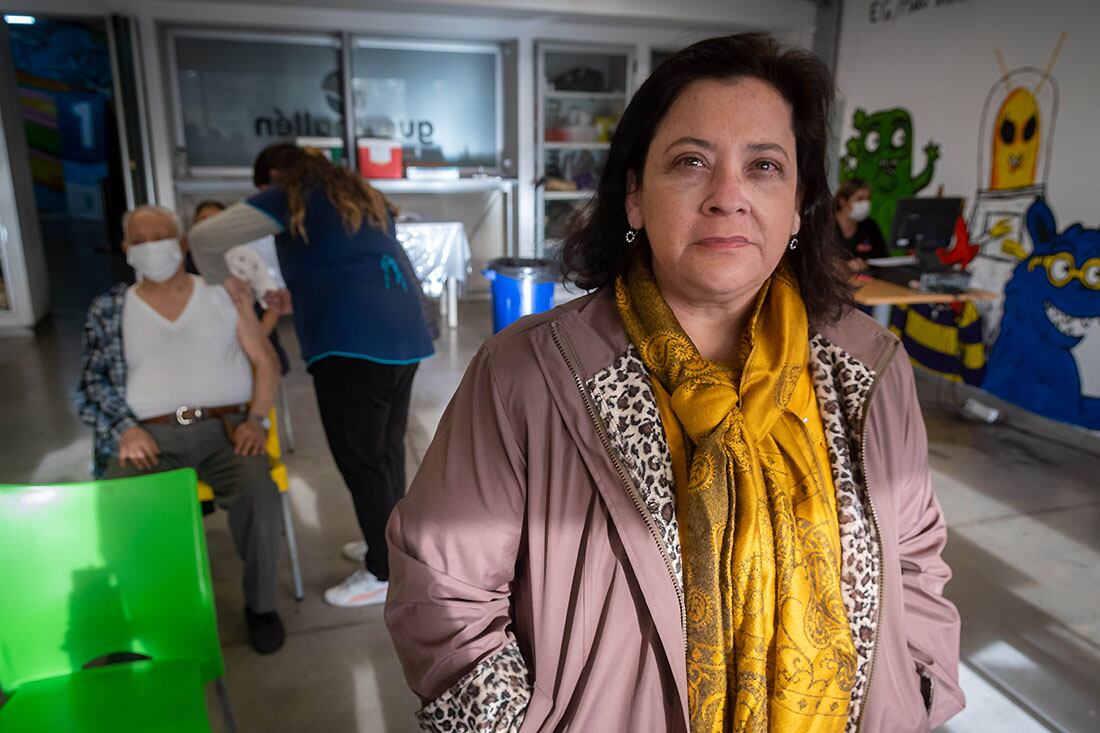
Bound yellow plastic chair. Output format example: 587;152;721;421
197;407;304;601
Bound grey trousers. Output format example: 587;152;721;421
106;414;281;613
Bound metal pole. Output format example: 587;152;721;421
340;32;356;172
106;19;135;211
214;678;238;733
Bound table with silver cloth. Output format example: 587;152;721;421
395;221;471;329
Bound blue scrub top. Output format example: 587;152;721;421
247;184;434;368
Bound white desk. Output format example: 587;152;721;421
372;177;515;256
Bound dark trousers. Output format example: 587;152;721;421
310;356;418;581
105;415;282;613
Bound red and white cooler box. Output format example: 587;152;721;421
356;138;403;178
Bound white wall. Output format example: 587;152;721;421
21;0;813;28
11;0;816;260
835;0;1100;419
837;0;1100;224
0;23;49;330
172;0;814;27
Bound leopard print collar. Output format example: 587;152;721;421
807;334;882;732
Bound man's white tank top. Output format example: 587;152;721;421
124;275;253;420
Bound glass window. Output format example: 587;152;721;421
352;40;500;168
172;32;343;170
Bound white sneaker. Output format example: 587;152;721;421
324;569;388;607
341;540;367;563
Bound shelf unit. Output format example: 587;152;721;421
535;42;634;258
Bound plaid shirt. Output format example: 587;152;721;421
75;283;137;477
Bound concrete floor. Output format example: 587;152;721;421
2;293;1099;732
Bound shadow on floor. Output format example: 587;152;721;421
945;530;1100;731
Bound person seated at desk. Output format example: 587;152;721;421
834;178;888;271
75;204;286;655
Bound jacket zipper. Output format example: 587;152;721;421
855;338;899;733
549;321;688;647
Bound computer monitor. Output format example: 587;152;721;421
889;197;963;271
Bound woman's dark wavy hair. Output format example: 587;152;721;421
561;32;853;322
253;143;396;242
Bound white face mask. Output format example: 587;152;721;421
849;200;872;222
127;238;183;283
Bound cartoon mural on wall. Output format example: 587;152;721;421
983;199;1100;429
967;36;1065;338
989;86;1041;191
886;36;1073;394
839;107;939;240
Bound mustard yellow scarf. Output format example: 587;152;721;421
615;258;855;733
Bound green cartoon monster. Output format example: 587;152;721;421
840;107;940;241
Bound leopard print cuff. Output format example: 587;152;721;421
416;641;532;733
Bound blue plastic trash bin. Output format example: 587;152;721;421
482;257;557;333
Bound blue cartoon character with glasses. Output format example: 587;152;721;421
984;198;1100;428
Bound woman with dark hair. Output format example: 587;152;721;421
188;144;433;608
834;178;888;270
386;33;963;732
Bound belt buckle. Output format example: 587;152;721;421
175;406;203;426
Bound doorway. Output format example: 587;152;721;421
6;13;131;320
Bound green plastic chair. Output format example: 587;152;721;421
0;469;235;732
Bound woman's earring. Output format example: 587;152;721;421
625;228;637;244
788;235;799;251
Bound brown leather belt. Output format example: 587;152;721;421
142;404;247;427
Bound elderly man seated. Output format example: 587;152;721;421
76;204;285;654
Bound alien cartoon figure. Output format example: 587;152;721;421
983;199;1100;430
968;39;1065;339
989;86;1041;191
839;107;939;240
